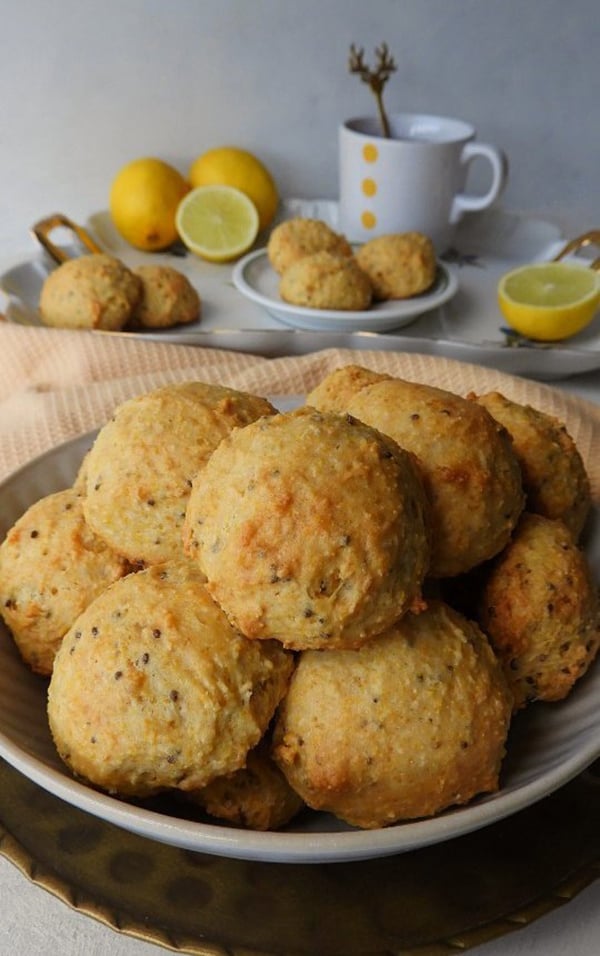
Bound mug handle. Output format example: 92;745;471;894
450;143;509;223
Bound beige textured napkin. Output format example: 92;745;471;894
0;323;598;501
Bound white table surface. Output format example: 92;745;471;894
0;214;598;956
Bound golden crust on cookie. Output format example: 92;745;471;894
131;264;201;329
39;254;142;330
83;381;276;566
478;512;600;710
355;232;437;300
47;559;294;798
183;406;430;650
339;375;525;577
272;599;512;828
183;738;305;830
267;217;353;275
306;364;391;413
470;391;591;539
279;251;372;311
0;489;130;675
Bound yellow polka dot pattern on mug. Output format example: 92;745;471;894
360;143;379;230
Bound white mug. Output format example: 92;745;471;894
338;113;508;251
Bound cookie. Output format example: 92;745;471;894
131;264;201;329
355;232;437;300
279;251;372;311
471;390;592;538
273;600;512;828
479;512;600;709
0;488;130;675
48;559;294;797
267;217;353;275
39;254;142;330
183;405;430;649
83;381;276;565
321;372;525;577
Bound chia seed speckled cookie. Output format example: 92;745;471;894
478;512;600;710
48;559;294;798
83;381;276;566
0;488;130;675
312;371;525;578
272;599;512;828
470;390;592;539
183;405;430;650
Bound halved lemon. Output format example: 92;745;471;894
175;185;260;262
188;146;279;232
498;262;600;342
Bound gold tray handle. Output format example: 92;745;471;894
552;229;600;271
31;214;103;266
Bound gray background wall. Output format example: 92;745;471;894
1;0;598;238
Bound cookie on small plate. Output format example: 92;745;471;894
355;232;437;300
279;251;372;311
267;217;353;275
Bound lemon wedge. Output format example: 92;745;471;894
175;185;260;262
498;262;600;341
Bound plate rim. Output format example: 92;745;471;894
0;426;599;864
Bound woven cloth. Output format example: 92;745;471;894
0;323;598;500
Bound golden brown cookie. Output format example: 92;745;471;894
0;488;130;675
39;254;142;330
470;391;591;539
267;217;353;275
272;599;512;828
83;381;276;566
47;559;294;798
478;512;600;710
183;405;430;650
355;232;437;300
334;373;525;577
183;738;305;830
131;264;201;329
306;364;391;412
279;251;372;311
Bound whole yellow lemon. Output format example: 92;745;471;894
188;147;279;232
109;158;190;251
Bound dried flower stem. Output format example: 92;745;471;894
348;42;397;138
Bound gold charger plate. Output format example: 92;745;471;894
0;756;598;955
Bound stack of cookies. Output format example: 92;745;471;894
267;216;438;310
0;368;597;832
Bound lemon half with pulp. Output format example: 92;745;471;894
498;262;600;342
176;185;260;263
188;147;278;232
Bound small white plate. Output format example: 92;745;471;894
232;248;459;332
